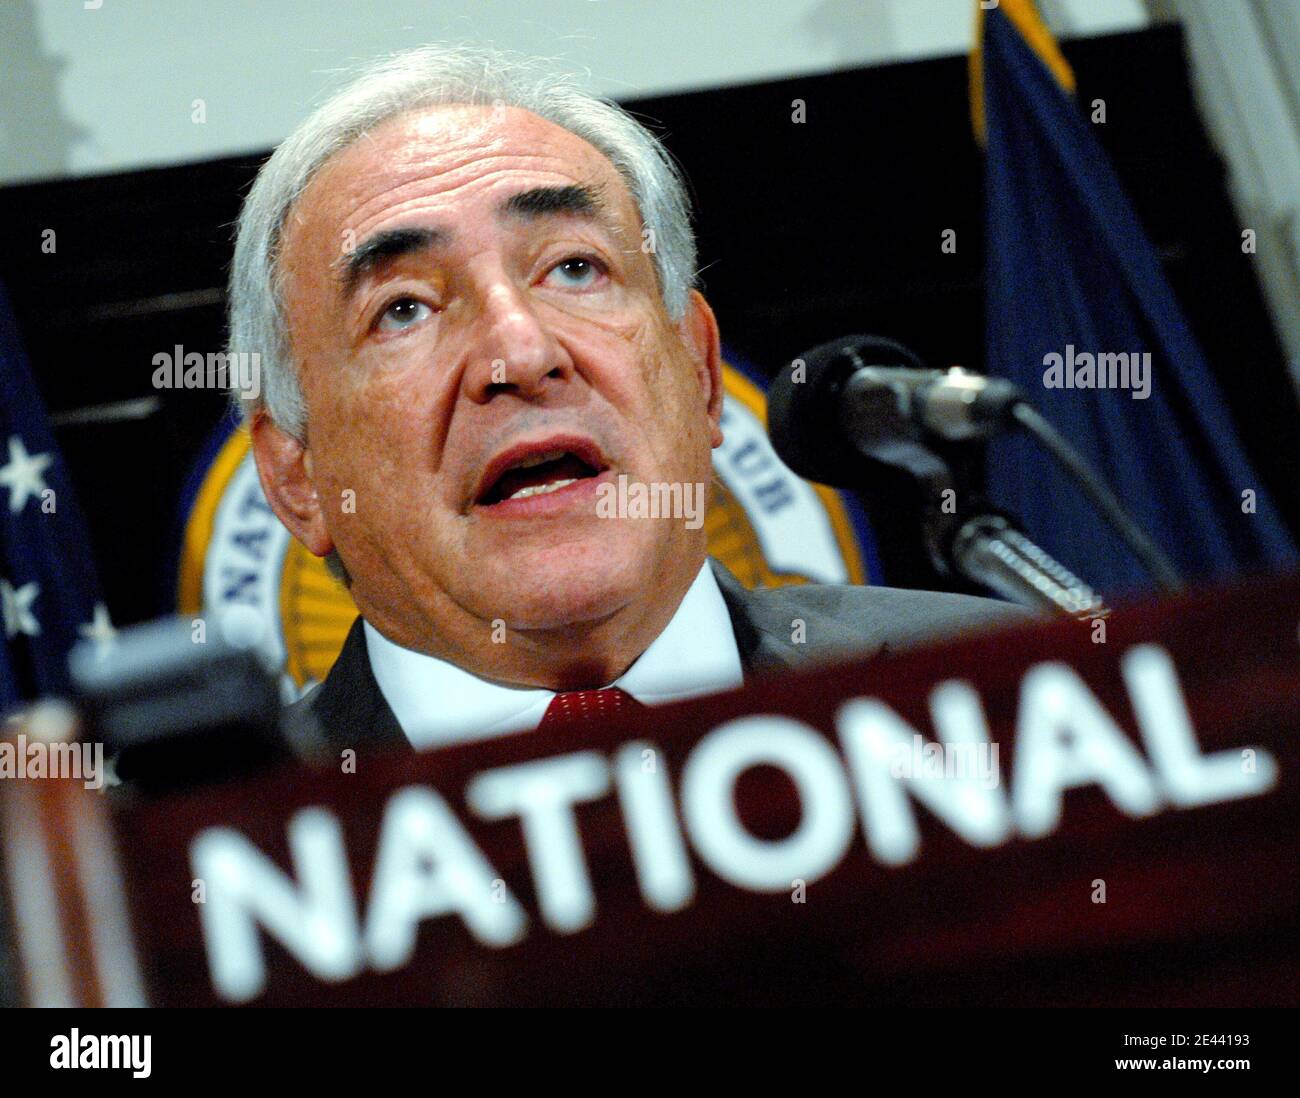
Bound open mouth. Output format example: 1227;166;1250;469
476;443;606;506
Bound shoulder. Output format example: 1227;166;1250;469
751;580;1031;644
709;557;1033;671
279;675;332;756
282;678;323;728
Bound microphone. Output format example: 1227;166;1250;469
767;333;1183;611
766;334;1024;487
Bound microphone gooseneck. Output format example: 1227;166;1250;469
766;333;1183;612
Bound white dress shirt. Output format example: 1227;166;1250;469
365;561;745;750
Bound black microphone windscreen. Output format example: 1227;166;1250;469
766;334;925;487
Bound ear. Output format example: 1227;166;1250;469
677;289;724;448
249;411;335;558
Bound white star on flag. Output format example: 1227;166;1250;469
1;578;41;638
0;435;53;514
78;602;117;655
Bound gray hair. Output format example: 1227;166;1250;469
227;43;698;438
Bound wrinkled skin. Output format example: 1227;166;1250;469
252;105;724;690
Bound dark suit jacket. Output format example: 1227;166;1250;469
284;559;1028;755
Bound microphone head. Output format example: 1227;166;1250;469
766;334;926;487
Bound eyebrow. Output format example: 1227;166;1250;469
501;183;604;220
336;184;610;299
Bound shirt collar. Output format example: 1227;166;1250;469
364;560;744;750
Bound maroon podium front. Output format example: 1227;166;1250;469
4;573;1299;1006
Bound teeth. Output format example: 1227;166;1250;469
507;478;576;501
511;449;567;471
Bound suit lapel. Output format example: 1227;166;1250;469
303;616;410;753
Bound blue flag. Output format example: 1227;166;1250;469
0;281;108;710
977;2;1296;595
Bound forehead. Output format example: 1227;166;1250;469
285;104;640;249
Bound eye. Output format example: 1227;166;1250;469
543;255;606;290
375;297;432;333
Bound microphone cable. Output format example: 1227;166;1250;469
1007;400;1183;593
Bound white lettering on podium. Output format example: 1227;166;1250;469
192;808;362;1003
1122;644;1277;805
681;716;856;891
614;741;696;912
189;644;1279;1000
1013;662;1162;838
839;680;1013;866
364;787;527;969
468;752;610;933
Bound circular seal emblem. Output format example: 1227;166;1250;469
178;361;879;695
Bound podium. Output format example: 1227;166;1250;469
4;573;1299;1007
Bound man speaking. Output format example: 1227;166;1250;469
230;45;1021;752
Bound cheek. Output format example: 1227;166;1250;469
637;342;709;438
586;322;711;471
317;346;439;446
594;317;677;409
311;373;436;500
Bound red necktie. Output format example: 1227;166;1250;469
536;687;644;732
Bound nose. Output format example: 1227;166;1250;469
462;278;573;404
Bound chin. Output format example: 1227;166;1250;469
475;535;650;632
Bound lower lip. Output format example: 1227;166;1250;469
473;468;614;519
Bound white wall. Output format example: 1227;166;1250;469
0;0;1146;185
